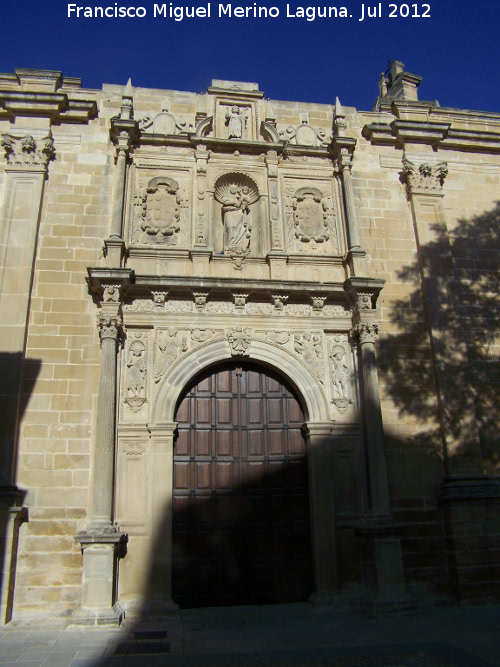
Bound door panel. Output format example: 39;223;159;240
172;362;312;608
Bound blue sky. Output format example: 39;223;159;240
2;0;499;112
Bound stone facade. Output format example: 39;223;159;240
0;62;499;624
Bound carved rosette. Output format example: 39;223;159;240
1;133;55;170
352;322;379;345
402;159;448;195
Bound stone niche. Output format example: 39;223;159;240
211;171;268;258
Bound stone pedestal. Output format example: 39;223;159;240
73;531;127;625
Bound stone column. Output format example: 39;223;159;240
105;91;138;267
346;280;412;612
74;284;127;625
335;144;367;276
302;422;338;600
144;423;179;614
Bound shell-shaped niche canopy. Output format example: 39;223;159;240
214;172;260;206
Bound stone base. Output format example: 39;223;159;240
69;602;125;627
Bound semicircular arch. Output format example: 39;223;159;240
152;337;330;423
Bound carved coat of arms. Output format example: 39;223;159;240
139;176;181;241
292;187;330;243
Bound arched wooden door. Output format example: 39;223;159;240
172;362;313;608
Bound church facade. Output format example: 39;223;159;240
0;62;499;624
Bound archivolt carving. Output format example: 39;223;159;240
152;337;330;423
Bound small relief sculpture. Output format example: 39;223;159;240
225;106;246;139
155;329;182;383
295;332;325;384
329;340;353;413
214;173;260;263
267;331;290;345
191;329;215;343
227;327;252;356
125;339;147;412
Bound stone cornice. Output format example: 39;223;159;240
363;118;500;153
0;90;97;123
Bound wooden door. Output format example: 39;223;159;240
172;362;312;608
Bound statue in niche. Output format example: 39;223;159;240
330;344;349;398
214;173;260;256
225;106;244;138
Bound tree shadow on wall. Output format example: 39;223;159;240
0;352;41;622
377;202;500;474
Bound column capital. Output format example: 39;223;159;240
351;322;380;345
402;157;448;196
1;132;55;172
97;315;123;343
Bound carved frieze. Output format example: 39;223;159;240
1;133;55;170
